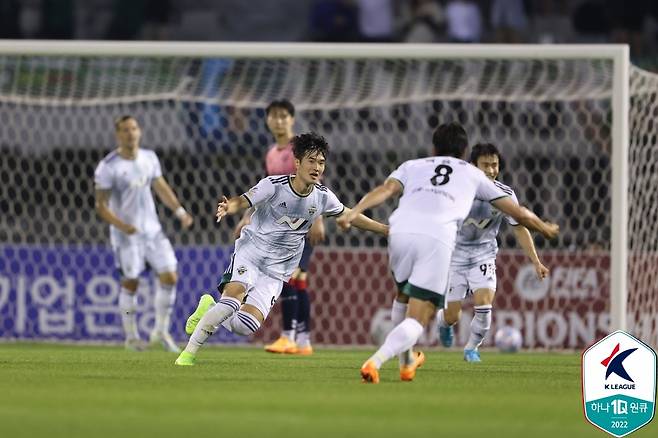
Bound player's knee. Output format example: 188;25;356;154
473;288;495;306
444;306;461;325
230;310;261;336
122;279;139;292
159;271;177;285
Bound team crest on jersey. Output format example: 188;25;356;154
237;266;248;275
308;206;317;215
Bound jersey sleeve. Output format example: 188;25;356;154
242;177;276;207
505;190;520;225
151;151;163;179
94;161;113;190
322;189;345;217
387;160;410;188
475;170;508;202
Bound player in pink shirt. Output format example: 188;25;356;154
234;99;325;355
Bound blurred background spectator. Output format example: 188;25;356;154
309;0;359;42
1;0;658;67
398;0;445;43
490;0;528;43
357;0;395;42
445;0;483;43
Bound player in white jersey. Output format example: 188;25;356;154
338;122;559;383
437;142;550;362
234;99;325;355
94;115;193;352
175;132;388;366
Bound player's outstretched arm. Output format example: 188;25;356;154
152;176;193;228
336;178;402;230
492;197;559;240
513;225;550;280
94;188;137;235
216;195;251;223
337;208;389;236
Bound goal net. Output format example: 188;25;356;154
0;42;654;349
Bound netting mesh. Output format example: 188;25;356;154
0;50;655;349
628;67;658;347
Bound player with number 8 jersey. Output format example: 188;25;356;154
337;122;559;383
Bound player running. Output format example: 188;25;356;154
338;122;559;383
175;132;388;366
436;142;550;362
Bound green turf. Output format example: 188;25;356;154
0;344;655;438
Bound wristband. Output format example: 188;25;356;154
175;206;187;219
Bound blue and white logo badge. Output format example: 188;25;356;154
582;330;656;437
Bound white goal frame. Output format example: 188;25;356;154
0;40;630;331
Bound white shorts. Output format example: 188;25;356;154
112;232;177;279
447;258;497;303
220;251;284;319
388;233;451;306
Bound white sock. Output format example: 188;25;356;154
296;331;310;347
184;297;240;355
154;281;176;335
390;300;407;325
119;289;139;341
369;318;424;369
282;330;295;341
465;305;492;351
229;310;261;336
436;308;450;328
220;314;236;332
391;300;413;366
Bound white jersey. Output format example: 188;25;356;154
94;149;163;246
388;156;509;249
451;181;519;266
236;175;344;281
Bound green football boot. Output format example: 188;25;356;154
185;294;216;335
174;351;196;366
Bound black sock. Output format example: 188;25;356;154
296;289;311;334
280;283;298;333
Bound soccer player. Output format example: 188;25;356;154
436;142;550;362
94;115;193;352
337;122;559;383
174;132;388;366
233;99;324;355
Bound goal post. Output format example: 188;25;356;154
610;45;630;333
0;40;650;348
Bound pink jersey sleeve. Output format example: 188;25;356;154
265;143;296;176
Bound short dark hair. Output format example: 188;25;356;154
114;115;137;130
470;142;501;165
432;122;468;159
291;132;329;161
266;99;295;117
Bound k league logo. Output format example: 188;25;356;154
582;331;656;437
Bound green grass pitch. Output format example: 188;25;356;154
0;344;655;438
